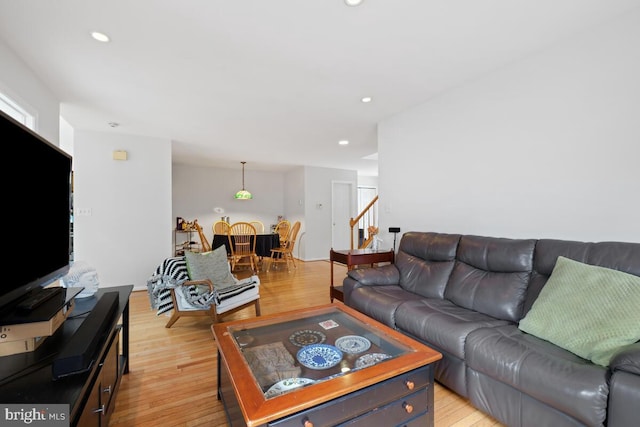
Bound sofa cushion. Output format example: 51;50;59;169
466;324;609;426
444;235;535;322
394;298;511;360
518;256;640;366
348;285;422;327
184;246;237;289
395;232;460;299
607;370;640;427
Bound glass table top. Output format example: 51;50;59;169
224;306;413;398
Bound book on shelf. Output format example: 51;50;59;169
0;335;47;357
0;298;75;343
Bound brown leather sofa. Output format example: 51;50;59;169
343;232;640;427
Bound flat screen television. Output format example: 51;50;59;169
0;110;72;315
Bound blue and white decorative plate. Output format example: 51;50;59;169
355;353;391;369
335;335;371;354
296;344;343;370
264;378;315;398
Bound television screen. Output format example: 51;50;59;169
0;110;72;315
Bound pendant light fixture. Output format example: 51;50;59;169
234;161;253;200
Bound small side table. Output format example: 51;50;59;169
330;248;395;302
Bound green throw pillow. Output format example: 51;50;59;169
519;256;640;366
184;246;237;289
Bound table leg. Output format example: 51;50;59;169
330;259;335;302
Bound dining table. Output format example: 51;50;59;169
212;233;281;258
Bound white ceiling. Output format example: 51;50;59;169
1;0;638;176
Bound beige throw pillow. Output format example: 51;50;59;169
184;246;237;289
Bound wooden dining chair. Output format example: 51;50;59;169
228;222;258;273
213;220;230;236
249;220;265;234
274;219;291;247
267;221;301;272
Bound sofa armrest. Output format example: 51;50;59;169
610;342;640;375
346;264;400;286
342;265;400;306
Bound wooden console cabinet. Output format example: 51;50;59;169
0;285;132;427
76;327;120;426
219;355;433;426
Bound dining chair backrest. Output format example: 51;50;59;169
274;220;291;245
213;220;230;235
249;221;265;234
228;222;258;273
285;221;301;250
266;221;301;272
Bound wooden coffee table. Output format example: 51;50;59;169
212;302;441;427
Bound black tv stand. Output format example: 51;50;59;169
0;285;133;427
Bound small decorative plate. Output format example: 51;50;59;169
297;344;343;370
355;353;391;369
335;335;371;354
289;329;327;347
264;378;315;398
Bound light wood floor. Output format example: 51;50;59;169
108;260;503;427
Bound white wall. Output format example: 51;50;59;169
358;176;378;189
283;167;306;259
172;164;285;242
378;10;640;245
73;131;172;290
0;39;59;144
304;166;358;260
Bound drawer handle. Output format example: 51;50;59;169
403;401;414;414
302;416;313;427
404;380;415;390
103;385;112;394
93;404;105;414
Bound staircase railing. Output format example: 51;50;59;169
349;195;378;250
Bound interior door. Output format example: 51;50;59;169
331;181;355;250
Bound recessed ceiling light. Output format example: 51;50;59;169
339;140;349;145
345;0;364;6
361;96;372;103
91;32;110;42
